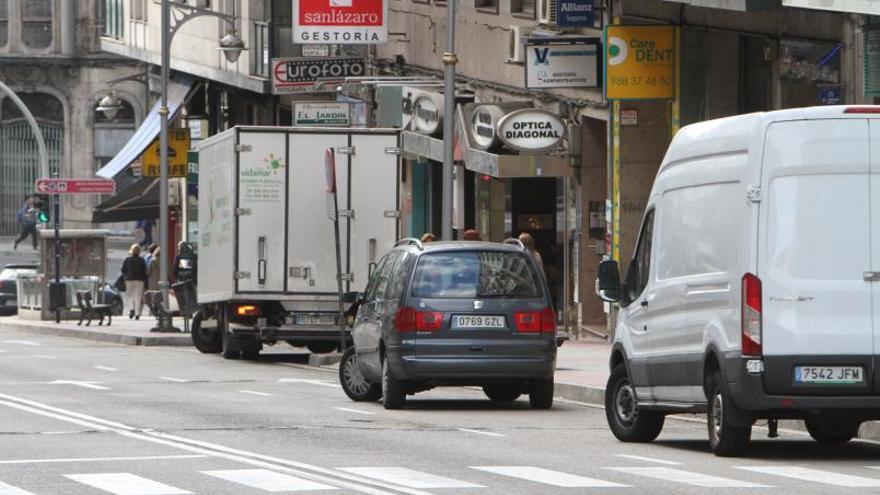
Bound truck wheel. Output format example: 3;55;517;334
340;347;380;402
605;364;664;442
483;383;521;402
307;342;338;354
219;307;242;359
707;371;751;457
382;359;406;410
805;417;860;444
529;378;554;409
191;310;221;354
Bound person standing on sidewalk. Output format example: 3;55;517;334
121;244;147;320
518;232;544;273
13;195;38;251
146;247;161;292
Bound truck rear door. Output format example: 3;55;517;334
235;130;288;293
759;119;873;395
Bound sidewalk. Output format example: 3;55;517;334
555;336;611;405
0;314;192;347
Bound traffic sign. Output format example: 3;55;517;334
142;128;191;177
35;178;116;195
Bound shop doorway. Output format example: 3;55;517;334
511;178;560;309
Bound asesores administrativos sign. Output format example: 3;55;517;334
293;0;389;44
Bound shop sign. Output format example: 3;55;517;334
525;38;599;89
556;0;595;27
302;44;331;57
496;109;565;153
142;128;190;177
781;0;880;15
293;0;388;44
294;102;351;126
469;105;505;151
605;25;676;100
272;57;366;94
818;85;842;105
412;95;443;136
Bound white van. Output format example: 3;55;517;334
597;106;880;457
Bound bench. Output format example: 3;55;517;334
76;290;112;326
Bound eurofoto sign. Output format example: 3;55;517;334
293;0;389;44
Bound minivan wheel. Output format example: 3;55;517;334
528;378;554;409
382;359;406;410
483;383;521;402
706;371;751;457
805;417;860;444
605;364;664;442
340;347;381;402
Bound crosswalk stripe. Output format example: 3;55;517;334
737;466;880;487
0;480;37;495
608;467;768;488
341;467;483;488
203;469;336;492
471;466;627;488
64;473;191;495
615;454;682;466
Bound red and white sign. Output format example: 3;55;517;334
35;178;116;195
293;0;388;44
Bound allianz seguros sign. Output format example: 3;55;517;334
496;109;565;153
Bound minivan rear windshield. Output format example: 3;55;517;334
411;251;542;299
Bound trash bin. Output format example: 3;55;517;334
172;280;197;319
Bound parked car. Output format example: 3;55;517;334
0;264;38;315
340;238;557;410
597;106;880;457
99;283;124;316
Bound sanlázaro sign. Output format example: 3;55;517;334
496;109;566;153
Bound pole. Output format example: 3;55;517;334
53;172;60;324
333;193;346;353
0;81;49;179
158;0;172;330
440;0;457;241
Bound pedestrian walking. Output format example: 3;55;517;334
136;219;155;247
120;244;147;320
143;244;159;288
173;241;197;285
13;196;39;250
147;247;161;291
518;232;544;272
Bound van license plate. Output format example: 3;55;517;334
795;366;864;384
452;315;505;329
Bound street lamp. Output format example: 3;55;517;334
218;30;246;63
96;91;123;121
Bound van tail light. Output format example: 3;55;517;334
514;307;556;333
394;307;442;332
844;107;880;114
741;273;762;357
235;304;260;317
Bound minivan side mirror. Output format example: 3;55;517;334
341;291;362;304
596;260;621;303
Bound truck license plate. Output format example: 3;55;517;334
795;366;864;384
452;315;505;329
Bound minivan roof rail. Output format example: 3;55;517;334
395;237;424;250
503;238;526;250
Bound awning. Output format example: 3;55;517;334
91;178;159;223
659;0;779;10
96;74;194;182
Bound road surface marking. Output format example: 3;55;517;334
458;428;505;437
737;466;880;487
159;377;189;383
0;349;7;353
333;407;374;415
0;455;207;465
2;340;38;346
94;365;118;371
64;473;192;495
48;380;110;390
614;454;682;465
203;469;335;491
608;467;768;488
34;355;58;360
0;393;433;495
240;390;273;397
341;468;483;489
471;466;627;488
0;480;37;495
278;378;337;388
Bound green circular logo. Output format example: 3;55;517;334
609;45;620;57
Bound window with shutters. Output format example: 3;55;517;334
102;0;124;39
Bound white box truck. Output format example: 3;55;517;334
191;126;401;359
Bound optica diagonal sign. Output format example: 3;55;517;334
293;0;389;44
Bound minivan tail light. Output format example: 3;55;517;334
394;307;442;332
741;273;762;357
514;307;556;333
844;107;880;114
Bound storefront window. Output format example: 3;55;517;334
780;40;842;107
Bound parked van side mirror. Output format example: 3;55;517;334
596;260;621;303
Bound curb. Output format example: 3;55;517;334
556;381;605;405
309;353;342;367
0;319;191;347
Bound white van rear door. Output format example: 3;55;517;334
759;119;873;364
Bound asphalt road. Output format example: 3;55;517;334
3;330;880;494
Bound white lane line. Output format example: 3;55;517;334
240;390;273;397
0;349;7;353
738;466;880;487
608;467;768;488
203;469;336;492
94;365;118;372
33;355;58;360
0;480;37;495
0;455;207;465
341;467;483;489
458;428;505;437
48;380;109;390
278;378;337;388
2;340;38;346
158;376;189;383
614;454;682;466
64;473;192;495
333;407;375;416
471;466;627;488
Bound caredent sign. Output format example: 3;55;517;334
293;0;389;44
